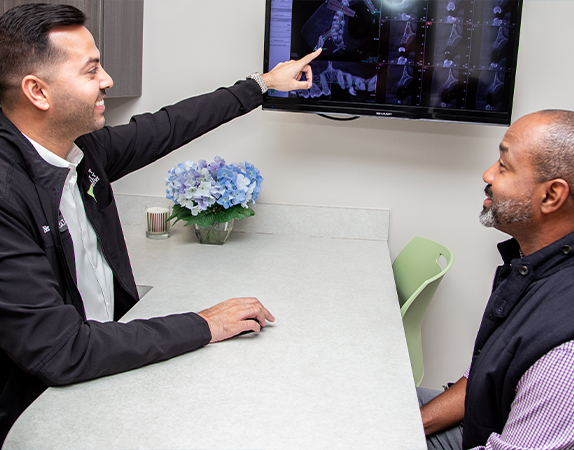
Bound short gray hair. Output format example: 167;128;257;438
529;110;574;197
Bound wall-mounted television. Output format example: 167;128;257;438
263;0;523;125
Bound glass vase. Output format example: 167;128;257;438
193;220;234;245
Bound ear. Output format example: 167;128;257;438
21;75;51;111
540;179;570;214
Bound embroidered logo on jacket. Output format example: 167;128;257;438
87;169;100;202
58;216;68;232
42;225;50;233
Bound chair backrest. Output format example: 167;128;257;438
392;236;454;386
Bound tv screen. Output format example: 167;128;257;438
263;0;523;125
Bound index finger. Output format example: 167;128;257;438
258;305;275;325
249;303;275;326
299;47;322;65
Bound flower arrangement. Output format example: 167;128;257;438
165;156;263;228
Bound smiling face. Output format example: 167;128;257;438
480;115;549;235
45;25;113;141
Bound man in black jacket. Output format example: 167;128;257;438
0;3;321;443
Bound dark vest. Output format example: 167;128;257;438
463;234;574;448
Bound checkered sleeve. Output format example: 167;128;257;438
471;340;574;450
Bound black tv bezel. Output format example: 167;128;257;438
262;0;523;126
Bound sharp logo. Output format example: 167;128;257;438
376;112;392;116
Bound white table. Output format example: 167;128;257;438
3;203;426;450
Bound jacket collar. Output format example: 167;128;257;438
0;110;69;190
497;231;574;278
497;238;521;265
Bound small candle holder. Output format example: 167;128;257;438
145;202;171;239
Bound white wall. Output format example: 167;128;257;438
105;0;574;389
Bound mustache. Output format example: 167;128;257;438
484;184;493;199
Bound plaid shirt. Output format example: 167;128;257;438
464;340;574;449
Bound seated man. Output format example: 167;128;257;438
0;3;321;444
419;110;574;449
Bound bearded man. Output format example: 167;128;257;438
0;3;321;444
417;110;574;450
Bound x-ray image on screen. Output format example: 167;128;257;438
490;26;509;68
479;0;513;25
264;0;522;125
475;67;509;111
424;23;471;68
291;61;377;102
379;0;428;21
385;63;422;105
292;0;379;61
475;24;509;70
383;20;425;65
427;0;473;24
428;67;467;108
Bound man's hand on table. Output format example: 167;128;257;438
198;297;275;343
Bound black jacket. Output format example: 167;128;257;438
0;79;263;443
463;234;574;447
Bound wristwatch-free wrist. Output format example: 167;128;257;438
247;72;268;94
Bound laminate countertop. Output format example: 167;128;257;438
3;202;426;450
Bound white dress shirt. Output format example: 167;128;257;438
26;137;114;322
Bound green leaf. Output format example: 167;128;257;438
167;203;255;227
214;205;254;223
168;204;192;224
193;211;217;227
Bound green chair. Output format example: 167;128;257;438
392;236;454;386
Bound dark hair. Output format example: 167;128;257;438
530;110;574;197
0;3;86;107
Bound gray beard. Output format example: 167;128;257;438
479;197;533;229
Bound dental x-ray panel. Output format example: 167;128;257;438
263;0;522;125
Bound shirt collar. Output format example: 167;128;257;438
24;135;84;169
